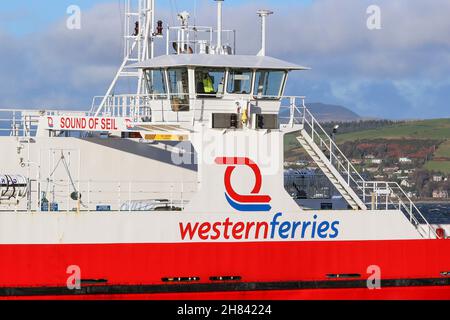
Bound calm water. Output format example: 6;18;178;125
417;203;450;224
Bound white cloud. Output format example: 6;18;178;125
1;0;450;119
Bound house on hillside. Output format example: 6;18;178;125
399;157;412;164
371;159;383;165
433;175;445;182
400;179;412;188
351;159;363;165
432;190;449;199
383;167;399;173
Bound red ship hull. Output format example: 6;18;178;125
6;287;450;300
1;239;449;299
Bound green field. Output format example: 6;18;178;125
424;161;450;174
334;118;450;174
336;119;450;143
433;140;450;158
284;118;450;173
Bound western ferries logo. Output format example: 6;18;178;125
178;157;341;241
215;157;272;212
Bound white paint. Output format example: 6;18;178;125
216;0;223;50
0;210;422;245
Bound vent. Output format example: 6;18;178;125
162;277;200;283
212;113;240;129
209;276;242;282
252;114;278;130
326;274;361;279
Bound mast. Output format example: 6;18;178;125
215;0;224;50
94;0;156;117
257;9;273;57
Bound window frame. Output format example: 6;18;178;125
144;68;168;99
167;67;190;112
194;67;227;99
226;68;254;95
252;69;288;100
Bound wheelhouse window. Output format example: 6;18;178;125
167;67;189;112
195;68;226;98
227;69;253;94
253;70;286;99
144;69;167;98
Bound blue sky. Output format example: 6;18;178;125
0;0;449;120
1;0;312;35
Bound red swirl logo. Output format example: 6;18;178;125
215;157;272;212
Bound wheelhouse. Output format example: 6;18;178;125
130;54;308;126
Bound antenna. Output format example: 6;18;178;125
94;0;157;117
257;9;273;56
215;0;224;51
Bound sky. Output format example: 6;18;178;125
0;0;449;120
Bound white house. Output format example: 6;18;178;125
399;157;412;164
400;179;412;188
433;175;445;182
371;159;383;165
433;190;449;199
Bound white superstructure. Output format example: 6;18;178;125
0;0;438;244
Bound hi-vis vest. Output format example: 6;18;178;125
203;76;214;93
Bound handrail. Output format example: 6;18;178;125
0;178;198;213
0;109;41;137
286;96;437;238
362;181;437;238
296;100;365;190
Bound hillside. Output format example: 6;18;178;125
285;117;450;175
280;103;361;123
336;119;450;142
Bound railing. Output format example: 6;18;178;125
90;95;153;120
0;179;197;213
284;96;437;238
280;97;367;199
166;26;236;55
90;93;282;125
0;108;97;137
362;181;436;238
0;109;40;137
90;93;195;122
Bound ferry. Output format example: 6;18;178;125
0;0;449;300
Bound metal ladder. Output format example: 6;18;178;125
297;131;366;210
288;97;437;238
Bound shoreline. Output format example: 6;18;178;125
414;200;450;204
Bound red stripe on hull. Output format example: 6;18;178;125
0;239;449;299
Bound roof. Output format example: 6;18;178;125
128;54;310;71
